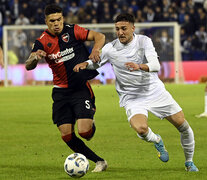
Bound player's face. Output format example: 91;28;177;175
45;13;64;35
115;21;135;44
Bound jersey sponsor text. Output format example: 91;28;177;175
48;47;74;63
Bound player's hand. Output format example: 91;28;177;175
125;62;140;71
88;49;100;63
35;50;46;60
73;62;88;72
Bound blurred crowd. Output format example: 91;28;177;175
0;0;207;61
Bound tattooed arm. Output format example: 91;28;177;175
25;50;46;70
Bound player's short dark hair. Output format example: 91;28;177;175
115;13;135;24
44;4;63;16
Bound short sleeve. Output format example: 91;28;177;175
144;37;158;58
74;24;89;41
31;40;44;52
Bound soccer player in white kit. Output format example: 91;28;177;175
196;84;207;118
73;13;198;172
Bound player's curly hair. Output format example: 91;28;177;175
115;13;135;24
44;4;62;16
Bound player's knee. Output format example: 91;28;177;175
79;129;93;140
79;125;96;141
62;133;73;143
177;120;190;132
136;124;148;135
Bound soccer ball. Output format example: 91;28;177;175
64;153;89;178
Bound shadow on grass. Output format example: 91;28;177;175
57;166;185;180
1;164;203;180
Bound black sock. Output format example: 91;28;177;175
66;133;104;163
87;122;96;141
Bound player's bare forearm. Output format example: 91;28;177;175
87;30;105;62
25;53;38;70
25;50;46;70
91;32;105;53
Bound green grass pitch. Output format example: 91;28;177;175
0;84;207;180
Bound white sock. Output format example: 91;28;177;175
180;126;195;162
204;92;207;113
137;127;160;143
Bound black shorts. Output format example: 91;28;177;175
52;83;96;127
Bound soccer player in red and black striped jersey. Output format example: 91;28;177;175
25;4;107;172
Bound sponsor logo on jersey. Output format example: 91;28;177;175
48;47;74;63
55;53;75;63
62;33;70;43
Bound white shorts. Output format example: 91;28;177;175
124;90;182;121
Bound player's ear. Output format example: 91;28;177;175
45;16;48;25
132;24;135;32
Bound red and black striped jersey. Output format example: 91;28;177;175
32;24;98;89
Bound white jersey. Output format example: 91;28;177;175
89;34;166;107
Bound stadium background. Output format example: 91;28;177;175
0;0;207;85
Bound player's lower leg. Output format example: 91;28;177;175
196;91;207;118
62;132;107;172
177;121;198;171
79;121;96;141
137;127;169;162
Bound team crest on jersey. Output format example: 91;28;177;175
62;33;69;43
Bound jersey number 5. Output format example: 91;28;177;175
85;100;90;109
